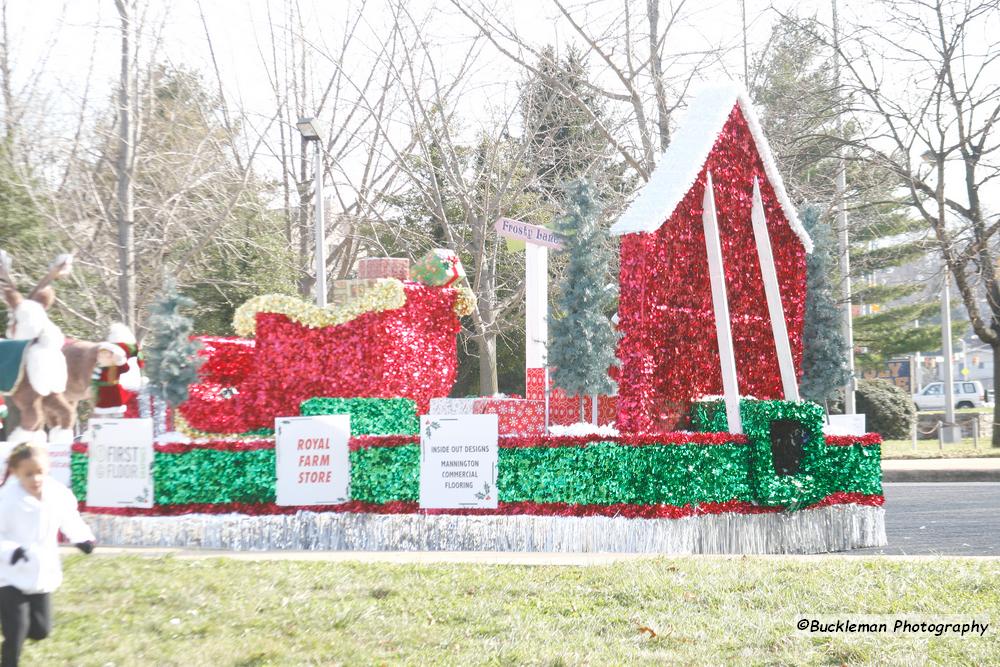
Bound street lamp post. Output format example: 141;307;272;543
922;147;961;443
941;269;960;442
296;117;326;307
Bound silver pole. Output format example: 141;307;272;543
314;143;327;308
833;0;856;413
941;269;959;442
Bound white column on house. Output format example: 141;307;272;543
750;177;800;402
701;171;743;434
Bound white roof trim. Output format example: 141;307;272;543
610;82;812;253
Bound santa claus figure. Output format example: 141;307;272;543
91;324;144;417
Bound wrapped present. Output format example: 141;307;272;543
357;257;410;281
331;279;384;307
549;396;584;427
548;395;617;427
429;397;477;415
525;367;571;401
473;398;545;436
526;368;545;401
411;248;465;287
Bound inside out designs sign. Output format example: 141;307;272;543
275;415;350;506
86;418;154;508
419;414;498;509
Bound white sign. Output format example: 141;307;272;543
419;415;498;509
275;416;350;506
0;438;73;489
823;414;867;437
46;439;72;488
86;418;154;508
0;442;12;483
494;218;565;250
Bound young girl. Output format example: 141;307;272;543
0;444;94;666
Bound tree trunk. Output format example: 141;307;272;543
646;0;670;151
993;340;1000;447
475;332;498;396
115;0;135;329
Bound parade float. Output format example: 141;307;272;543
67;83;885;554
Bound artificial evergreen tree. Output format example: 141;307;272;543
799;206;852;403
145;281;203;407
548;179;618;421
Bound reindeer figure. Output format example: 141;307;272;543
0;250;79;444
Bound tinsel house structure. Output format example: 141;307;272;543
612;84;813;434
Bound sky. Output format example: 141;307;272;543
5;0;992;216
7;0;816;140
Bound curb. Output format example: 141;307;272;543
882;469;1000;483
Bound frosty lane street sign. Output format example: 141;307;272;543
494;218;565;250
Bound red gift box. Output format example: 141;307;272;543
473;398;545;436
526;368;545;401
357;257;410;281
548;395;617;427
331;279;384;307
525;367;570;401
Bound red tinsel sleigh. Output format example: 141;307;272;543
180;283;462;434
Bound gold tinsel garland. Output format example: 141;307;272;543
233;281;475;338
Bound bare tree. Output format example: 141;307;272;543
450;0;729;180
253;0;413;297
799;0;1000;442
349;2;574;394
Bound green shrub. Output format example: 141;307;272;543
856;379;915;439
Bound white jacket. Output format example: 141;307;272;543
0;478;94;594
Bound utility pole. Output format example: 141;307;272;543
833;0;856;413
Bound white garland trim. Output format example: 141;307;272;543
84;504;884;554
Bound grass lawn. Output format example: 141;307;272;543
882;438;1000;459
26;555;1000;666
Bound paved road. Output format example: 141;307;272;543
850;482;1000;556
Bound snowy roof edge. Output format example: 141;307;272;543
609;83;813;253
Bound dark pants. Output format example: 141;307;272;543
0;586;51;667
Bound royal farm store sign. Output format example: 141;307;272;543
419;414;498;509
275;416;351;506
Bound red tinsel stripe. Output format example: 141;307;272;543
809;491;884;509
499;432;749;448
80;493;884;519
824;434;882;447
72;440;275;455
154;440;275;454
70;431;750;456
349;435;419;451
71;432;879;455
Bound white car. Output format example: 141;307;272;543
913;381;987;411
